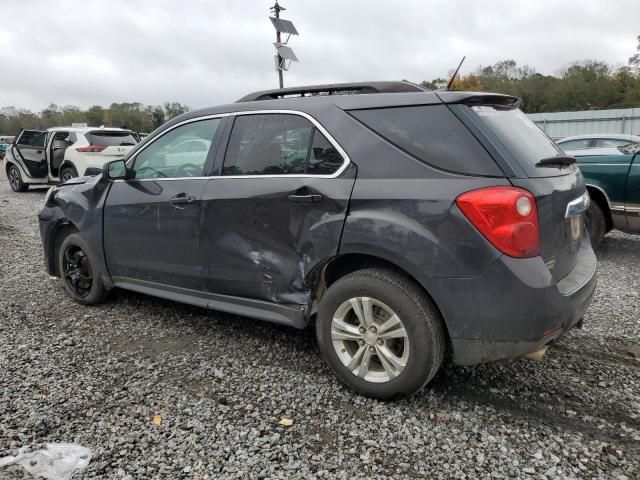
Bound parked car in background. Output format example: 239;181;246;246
557;133;640;157
0;141;9;159
579;142;640;247
4;127;137;192
38;82;596;399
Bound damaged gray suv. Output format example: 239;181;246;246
38;82;596;399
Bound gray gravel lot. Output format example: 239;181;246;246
0;170;638;479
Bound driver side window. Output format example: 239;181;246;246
133;118;220;179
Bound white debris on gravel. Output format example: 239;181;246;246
0;170;638;479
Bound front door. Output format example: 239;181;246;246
13;130;48;178
103;117;224;290
200;112;356;305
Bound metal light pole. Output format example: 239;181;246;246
269;2;299;89
272;2;284;88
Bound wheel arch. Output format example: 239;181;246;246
586;184;613;232
59;160;79;178
48;221;80;277
308;252;453;355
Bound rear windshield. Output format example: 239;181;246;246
87;131;138;147
469;106;574;177
350;105;502;176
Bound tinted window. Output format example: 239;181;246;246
557;139;590;150
308;129;344;175
350;105;501;176
223;114;313;176
87;131;138;146
18;130;46;147
469;105;571;178
133;118;220;179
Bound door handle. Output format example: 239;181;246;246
288;193;323;203
36;150;43;154
170;193;196;207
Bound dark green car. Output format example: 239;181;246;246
578;142;640;247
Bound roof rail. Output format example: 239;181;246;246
236;81;429;102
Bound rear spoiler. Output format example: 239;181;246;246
435;91;520;109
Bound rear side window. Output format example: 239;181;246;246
557;139;590;150
350;105;501;176
87;131;138;147
223;114;344;176
468;106;572;178
596;138;633;148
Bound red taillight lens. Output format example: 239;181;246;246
456;186;540;258
76;145;107;152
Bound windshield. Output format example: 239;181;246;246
87;131;138;147
470;106;575;177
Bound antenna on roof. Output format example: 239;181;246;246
446;56;466;90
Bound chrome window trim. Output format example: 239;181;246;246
577;163;631;167
119;109;351;183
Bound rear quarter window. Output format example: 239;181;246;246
349;105;502;176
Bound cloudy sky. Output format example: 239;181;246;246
0;0;638;111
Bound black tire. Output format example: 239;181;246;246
316;268;446;400
59;166;78;184
7;164;28;192
58;233;109;305
585;201;606;249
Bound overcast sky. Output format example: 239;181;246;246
0;0;638;112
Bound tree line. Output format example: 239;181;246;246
2;54;639;136
0;102;189;136
421;59;640;113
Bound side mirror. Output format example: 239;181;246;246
102;159;129;180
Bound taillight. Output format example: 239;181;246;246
76;145;107;152
456;186;540;258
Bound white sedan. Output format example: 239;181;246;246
556;133;640;157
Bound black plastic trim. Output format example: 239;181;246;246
111;277;307;328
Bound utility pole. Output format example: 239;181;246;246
272;1;284;88
269;2;298;89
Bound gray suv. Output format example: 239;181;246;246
38;82;596;399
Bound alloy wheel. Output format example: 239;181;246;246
8;167;20;191
331;296;410;383
62;245;94;298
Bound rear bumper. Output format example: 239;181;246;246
422;240;597;366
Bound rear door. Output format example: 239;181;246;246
13;130;48;178
200;111;355;304
453;103;590;281
103;117;224;290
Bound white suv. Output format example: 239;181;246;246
4;126;137;191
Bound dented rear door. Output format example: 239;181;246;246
199;111;356;305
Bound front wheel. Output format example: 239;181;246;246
316;268;446;400
7;164;28;192
59;166;78;184
58;233;109;305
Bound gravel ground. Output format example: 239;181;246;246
0;170;638;480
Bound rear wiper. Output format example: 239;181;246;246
535;155;576;168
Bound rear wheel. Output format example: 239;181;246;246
7;165;28;192
316;268;445;400
60;166;78;184
585;201;606;249
58;233;109;304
